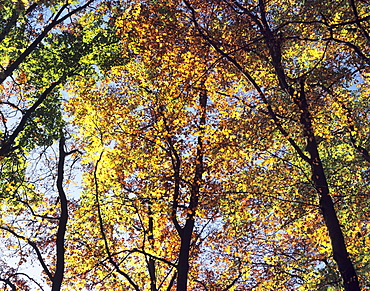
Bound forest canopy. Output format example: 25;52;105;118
0;0;369;290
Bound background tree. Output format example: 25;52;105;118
0;0;124;289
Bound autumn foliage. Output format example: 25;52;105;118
0;0;369;290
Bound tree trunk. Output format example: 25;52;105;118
176;221;195;291
296;82;359;291
52;135;68;291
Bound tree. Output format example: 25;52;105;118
66;50;251;290
180;0;369;289
1;0;368;290
0;0;123;289
66;0;370;290
0;133;78;291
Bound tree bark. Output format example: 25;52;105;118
177;220;195;291
295;83;359;290
176;89;207;291
52;135;68;291
258;0;360;285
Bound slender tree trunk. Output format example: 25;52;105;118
175;89;207;291
148;204;157;291
259;0;360;283
52;135;68;291
148;257;157;291
296;82;359;291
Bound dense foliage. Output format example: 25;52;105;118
0;0;369;290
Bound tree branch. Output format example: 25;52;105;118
0;0;94;84
0;79;62;157
93;151;140;291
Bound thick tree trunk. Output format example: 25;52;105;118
176;221;195;291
